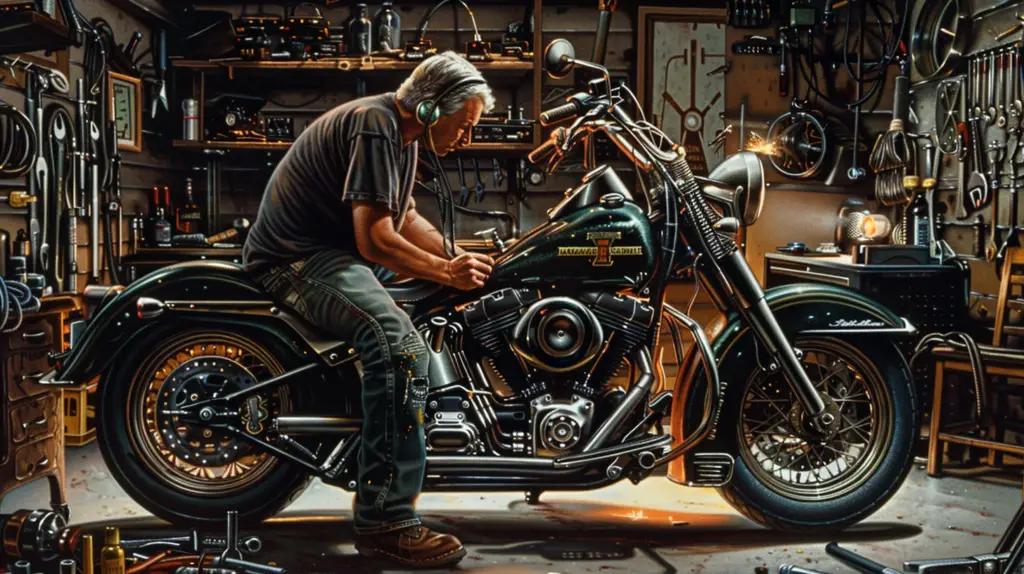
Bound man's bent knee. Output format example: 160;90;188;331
395;331;430;424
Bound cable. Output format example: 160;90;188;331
0;103;36;178
416;0;482;43
0;276;39;334
788;0;910;111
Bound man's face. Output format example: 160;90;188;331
429;97;484;156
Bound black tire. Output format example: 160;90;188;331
715;336;918;531
97;327;314;527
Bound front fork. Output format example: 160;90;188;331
701;251;841;435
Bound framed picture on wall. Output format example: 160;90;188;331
637;7;728;177
108;72;142;153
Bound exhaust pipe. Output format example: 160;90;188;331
582;347;654;452
427;434;672;473
275;416;361;435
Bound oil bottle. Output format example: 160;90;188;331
100;527;125;574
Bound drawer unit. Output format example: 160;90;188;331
6;349;54;402
0;296;78;520
8;319;53;351
13;437;55;482
10;394;58;445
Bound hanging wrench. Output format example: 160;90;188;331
473;157;485;203
1014;49;1023;120
33;149;48;278
492;158;505;188
988;52;998;124
457;158;470;206
973;56;985;120
998;51;1008;129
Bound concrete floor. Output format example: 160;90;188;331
2;443;1021;574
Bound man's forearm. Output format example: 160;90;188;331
366;229;453;285
401;211;465;258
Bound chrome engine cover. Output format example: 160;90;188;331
511;297;604;373
425;410;482;455
530;393;595;457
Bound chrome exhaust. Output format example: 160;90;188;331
275;416;360;435
582;347;654;452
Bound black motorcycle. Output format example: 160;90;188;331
43;40;919;530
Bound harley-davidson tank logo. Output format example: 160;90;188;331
829;319;885;328
558;231;643;266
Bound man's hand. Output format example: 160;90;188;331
445;252;494;290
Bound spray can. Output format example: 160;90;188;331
182;99;199;141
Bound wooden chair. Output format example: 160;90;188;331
927;247;1024;491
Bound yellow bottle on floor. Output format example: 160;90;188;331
81;534;95;574
100;527;125;574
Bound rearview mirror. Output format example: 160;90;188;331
544;39;576;79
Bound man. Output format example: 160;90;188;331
243;52;496;568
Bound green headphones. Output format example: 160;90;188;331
415;76;487;127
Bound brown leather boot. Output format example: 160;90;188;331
354;525;466;568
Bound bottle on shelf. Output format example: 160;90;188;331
373;1;400;52
148;187;172;246
175;178;203;234
346;3;371;55
100;527;125;574
162;186;174;219
145;186;160;246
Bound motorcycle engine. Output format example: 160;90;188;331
443;288;654;457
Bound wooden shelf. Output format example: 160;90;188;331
0;11;72;54
172;57;534;75
173;140;291;151
172;140;536;154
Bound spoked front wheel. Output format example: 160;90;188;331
716;336;918;530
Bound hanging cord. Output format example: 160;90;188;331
426;152;458;257
0;103;36;178
0;276;40;334
911;332;987;422
416;0;483;43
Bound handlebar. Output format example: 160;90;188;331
539;93;592;126
527;137;559;164
540;100;582;126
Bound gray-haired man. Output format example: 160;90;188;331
243;52;496;568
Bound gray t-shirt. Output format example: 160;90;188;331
243;92;418;276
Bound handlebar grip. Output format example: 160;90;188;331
528;138;559;164
540;101;581;126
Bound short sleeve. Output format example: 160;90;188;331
341;109;402;212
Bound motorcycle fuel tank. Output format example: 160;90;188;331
490;167;656;286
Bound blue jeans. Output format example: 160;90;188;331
255;249;429;534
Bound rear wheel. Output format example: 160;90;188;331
98;328;313;526
716;337;917;530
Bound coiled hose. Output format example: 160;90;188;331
0;277;41;334
0;104;36;179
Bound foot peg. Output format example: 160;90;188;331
685;453;734;487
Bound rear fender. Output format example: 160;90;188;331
666;282;913;483
47;261;347;385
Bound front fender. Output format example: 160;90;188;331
46;261;308;384
666;282;913;483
